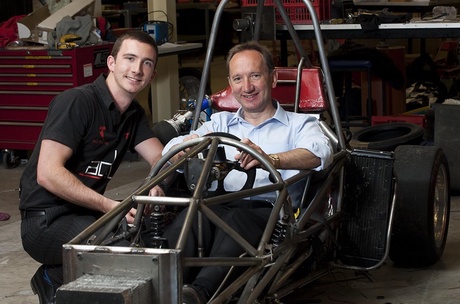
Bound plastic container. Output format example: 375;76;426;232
241;0;330;24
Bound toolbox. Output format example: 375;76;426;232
0;43;113;158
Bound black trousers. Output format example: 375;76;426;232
163;200;272;295
21;205;100;286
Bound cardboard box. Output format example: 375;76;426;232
17;0;95;46
17;4;50;40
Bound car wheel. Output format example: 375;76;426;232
350;122;425;151
2;150;20;169
390;145;450;266
178;67;211;107
148;67;211;114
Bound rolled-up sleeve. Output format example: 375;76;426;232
296;118;333;171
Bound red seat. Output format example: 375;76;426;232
211;67;329;113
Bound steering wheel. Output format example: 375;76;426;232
185;132;257;197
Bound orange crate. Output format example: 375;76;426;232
371;115;427;128
241;0;330;24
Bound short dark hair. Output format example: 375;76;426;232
111;30;159;64
226;41;275;74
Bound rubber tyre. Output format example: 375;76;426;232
350;122;425;151
390;145;450;266
3;150;20;169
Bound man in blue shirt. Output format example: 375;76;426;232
162;41;333;304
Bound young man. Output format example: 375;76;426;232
162;41;334;304
19;30;164;304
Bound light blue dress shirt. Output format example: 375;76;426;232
163;101;333;208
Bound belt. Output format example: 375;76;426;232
21;210;46;220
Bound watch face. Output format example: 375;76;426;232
269;154;280;168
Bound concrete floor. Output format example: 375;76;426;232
0;158;153;304
1;156;459;304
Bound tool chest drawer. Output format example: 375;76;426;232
0;43;113;152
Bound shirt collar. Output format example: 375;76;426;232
94;74;137;115
229;100;289;127
95;74;114;110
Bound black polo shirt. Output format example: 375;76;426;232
19;74;155;210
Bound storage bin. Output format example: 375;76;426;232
241;0;330;24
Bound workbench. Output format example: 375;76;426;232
276;19;460;119
276;21;460;65
277;21;460;40
353;0;460;13
158;42;203;56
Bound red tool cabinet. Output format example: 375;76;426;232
0;43;113;163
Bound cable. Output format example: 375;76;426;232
139;10;174;43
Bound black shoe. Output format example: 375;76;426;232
30;266;56;304
182;284;208;304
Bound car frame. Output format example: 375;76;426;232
56;1;451;303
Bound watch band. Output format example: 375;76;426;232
268;154;280;169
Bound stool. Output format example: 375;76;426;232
328;59;386;127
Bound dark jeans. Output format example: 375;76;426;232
21;205;101;287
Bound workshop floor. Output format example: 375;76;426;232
2;54;460;304
1;157;460;304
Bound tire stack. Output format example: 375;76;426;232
349;122;425;151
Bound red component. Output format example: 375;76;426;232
0;44;113;151
241;0;330;24
371;115;427;128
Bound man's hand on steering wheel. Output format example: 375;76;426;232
171;134;200;160
236;138;271;170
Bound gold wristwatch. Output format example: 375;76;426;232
268;154;280;169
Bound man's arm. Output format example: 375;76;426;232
135;137;166;197
134;137;164;167
269;148;321;170
37;139;120;214
236;139;321;171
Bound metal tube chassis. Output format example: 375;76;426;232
57;1;451;303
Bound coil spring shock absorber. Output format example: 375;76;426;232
148;205;169;248
270;215;289;248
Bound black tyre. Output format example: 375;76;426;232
350;122;425;151
2;150;20;169
390;145;450;266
